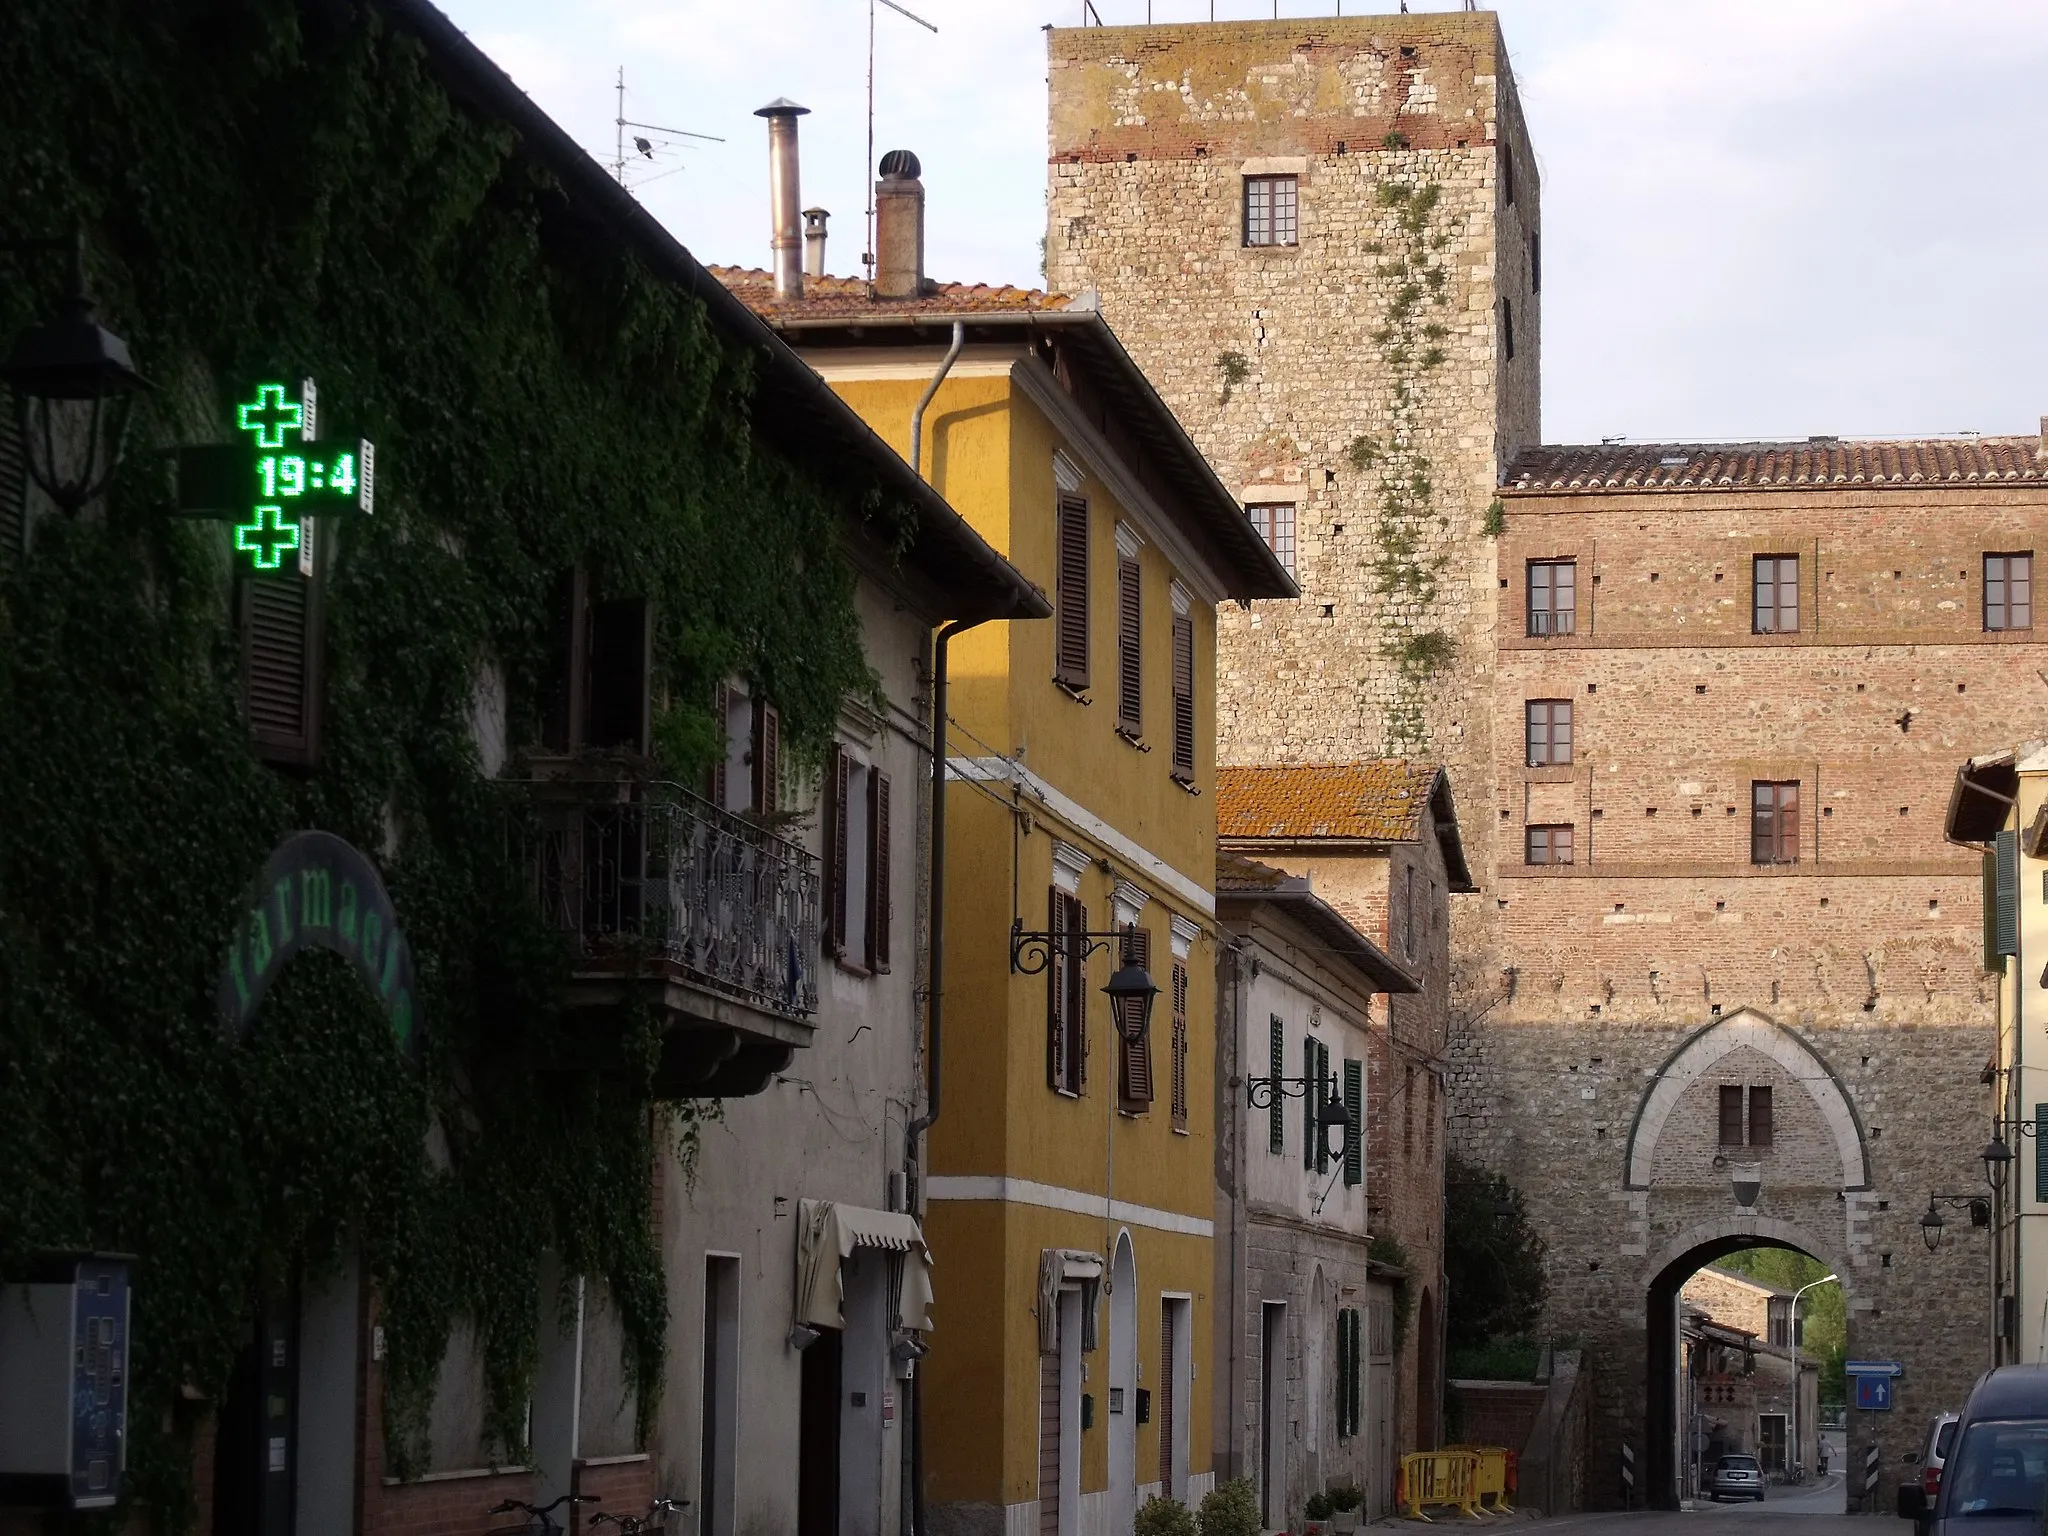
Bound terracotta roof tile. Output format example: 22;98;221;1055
1216;761;1441;843
1504;438;2048;495
1216;850;1295;893
710;266;1077;322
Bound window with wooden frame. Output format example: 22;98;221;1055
1718;1084;1744;1147
1986;553;2033;632
1527;559;1575;635
825;749;890;971
1116;927;1154;1112
1170;961;1189;1132
1749;1085;1772;1148
1720;1084;1772;1148
1246;502;1295;574
1751;781;1799;865
1116;544;1143;739
1525;698;1572;766
1055;494;1091;692
1752;555;1799;634
542;567;653;760
1047;888;1087;1095
708;684;781;815
1525;824;1573;866
1170;612;1196;784
1243;175;1298;247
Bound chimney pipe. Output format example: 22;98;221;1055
803;208;830;281
754;98;810;300
874;149;926;300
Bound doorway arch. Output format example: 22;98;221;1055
1110;1231;1138;1533
1643;1219;1852;1509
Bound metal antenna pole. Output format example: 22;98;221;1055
614;66;625;184
866;0;876;285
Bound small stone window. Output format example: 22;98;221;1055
1525;824;1573;866
1243;175;1298;248
1246;501;1295;574
1986;552;2033;632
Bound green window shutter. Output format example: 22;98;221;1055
1347;1309;1363;1436
1269;1016;1286;1153
2037;1106;2048;1204
1335;1309;1351;1438
1304;1038;1319;1170
1343;1058;1364;1186
1998;830;2021;958
1985;850;2001;973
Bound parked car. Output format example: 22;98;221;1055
1898;1367;2048;1534
1711;1454;1766;1502
1898;1412;1961;1536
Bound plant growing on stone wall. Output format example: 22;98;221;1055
1482;499;1506;538
1353;170;1464;752
1445;1156;1548;1349
1217;349;1251;405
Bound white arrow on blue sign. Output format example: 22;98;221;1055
1843;1360;1904;1377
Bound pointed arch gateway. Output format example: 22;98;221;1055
1622;1006;1870;1191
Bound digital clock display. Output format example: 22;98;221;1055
256;452;359;501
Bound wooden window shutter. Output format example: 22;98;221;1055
1268;1017;1286;1152
1118;927;1154;1109
586;596;651;752
868;770;892;972
1718;1085;1744;1146
2036;1105;2048;1204
1068;895;1089;1092
1748;1085;1773;1148
1170;614;1195;779
1997;828;2021;957
826;747;851;956
542;567;589;751
1055;494;1091;689
752;699;781;814
710;683;730;806
0;410;23;574
1314;1039;1333;1174
1343;1057;1363;1185
1170;962;1188;1131
1048;886;1070;1091
1303;1038;1319;1170
240;556;324;768
1116;553;1142;733
1985;849;2001;972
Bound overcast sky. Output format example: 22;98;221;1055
438;0;2048;446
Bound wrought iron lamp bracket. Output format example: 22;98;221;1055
1009;917;1137;975
1245;1073;1340;1112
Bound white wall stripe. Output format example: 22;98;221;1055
925;1175;1215;1238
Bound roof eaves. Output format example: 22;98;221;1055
1225;884;1419;994
376;0;1047;627
1428;769;1476;892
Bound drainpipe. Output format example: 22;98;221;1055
909;321;965;478
905;614;986;1536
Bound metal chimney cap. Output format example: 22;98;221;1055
754;97;811;118
878;148;922;179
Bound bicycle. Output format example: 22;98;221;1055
486;1494;597;1535
590;1496;687;1534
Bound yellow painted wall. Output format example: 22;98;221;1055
817;357;1221;1514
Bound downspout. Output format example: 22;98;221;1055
909;321;965;478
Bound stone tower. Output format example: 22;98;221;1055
1047;9;1538;781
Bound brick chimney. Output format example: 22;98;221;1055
874;149;925;299
2038;414;2047;461
802;208;829;280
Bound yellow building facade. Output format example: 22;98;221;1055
717;260;1293;1533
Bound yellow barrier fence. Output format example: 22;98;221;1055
1455;1446;1515;1512
1397;1449;1484;1521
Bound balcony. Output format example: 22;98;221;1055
518;780;820;1097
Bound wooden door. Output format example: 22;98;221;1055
1038;1343;1062;1536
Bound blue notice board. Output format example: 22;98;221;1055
1856;1375;1894;1411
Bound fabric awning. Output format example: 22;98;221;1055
794;1199;934;1334
1036;1248;1104;1355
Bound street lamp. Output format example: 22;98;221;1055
1315;1092;1353;1164
1101;953;1159;1045
0;234;148;514
1922;1192;1993;1254
1983;1134;2014;1194
1789;1272;1837;1482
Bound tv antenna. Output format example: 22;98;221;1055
611;67;725;192
866;0;938;286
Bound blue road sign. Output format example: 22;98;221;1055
1856;1375;1894;1412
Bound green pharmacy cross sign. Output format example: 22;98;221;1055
176;380;376;569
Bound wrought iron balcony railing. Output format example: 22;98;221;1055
517;781;819;1021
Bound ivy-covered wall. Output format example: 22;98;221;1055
0;0;895;1522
